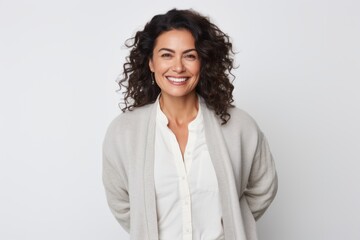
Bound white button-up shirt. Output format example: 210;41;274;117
154;100;224;240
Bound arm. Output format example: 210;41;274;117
102;143;130;232
244;132;278;220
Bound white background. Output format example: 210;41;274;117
1;0;359;239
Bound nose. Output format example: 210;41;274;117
172;57;185;73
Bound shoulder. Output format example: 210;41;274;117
103;103;155;149
219;107;269;160
216;106;266;148
225;107;261;133
107;104;153;131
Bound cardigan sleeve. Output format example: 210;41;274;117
244;132;278;220
102;122;130;232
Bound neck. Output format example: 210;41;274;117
159;93;198;126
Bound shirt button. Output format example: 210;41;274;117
181;176;185;180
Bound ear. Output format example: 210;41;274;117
148;58;154;72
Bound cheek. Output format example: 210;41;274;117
188;63;201;75
153;61;170;73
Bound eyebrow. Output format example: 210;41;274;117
158;48;197;54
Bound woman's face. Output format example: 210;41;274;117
149;29;201;99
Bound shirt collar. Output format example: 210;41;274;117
156;95;169;126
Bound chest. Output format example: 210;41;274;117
154;121;223;239
167;123;188;158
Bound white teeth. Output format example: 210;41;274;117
167;77;188;82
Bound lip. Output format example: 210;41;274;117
166;76;189;85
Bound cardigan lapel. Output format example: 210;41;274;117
201;101;239;240
143;101;159;240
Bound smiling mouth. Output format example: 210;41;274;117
166;76;189;83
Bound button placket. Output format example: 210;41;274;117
170;133;193;240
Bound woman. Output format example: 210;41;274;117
103;9;278;240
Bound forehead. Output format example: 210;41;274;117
153;29;196;50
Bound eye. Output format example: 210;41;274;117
184;54;197;60
160;53;172;58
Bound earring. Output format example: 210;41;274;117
151;72;155;85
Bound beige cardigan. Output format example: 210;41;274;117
102;97;278;240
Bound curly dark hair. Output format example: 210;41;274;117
119;8;235;124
